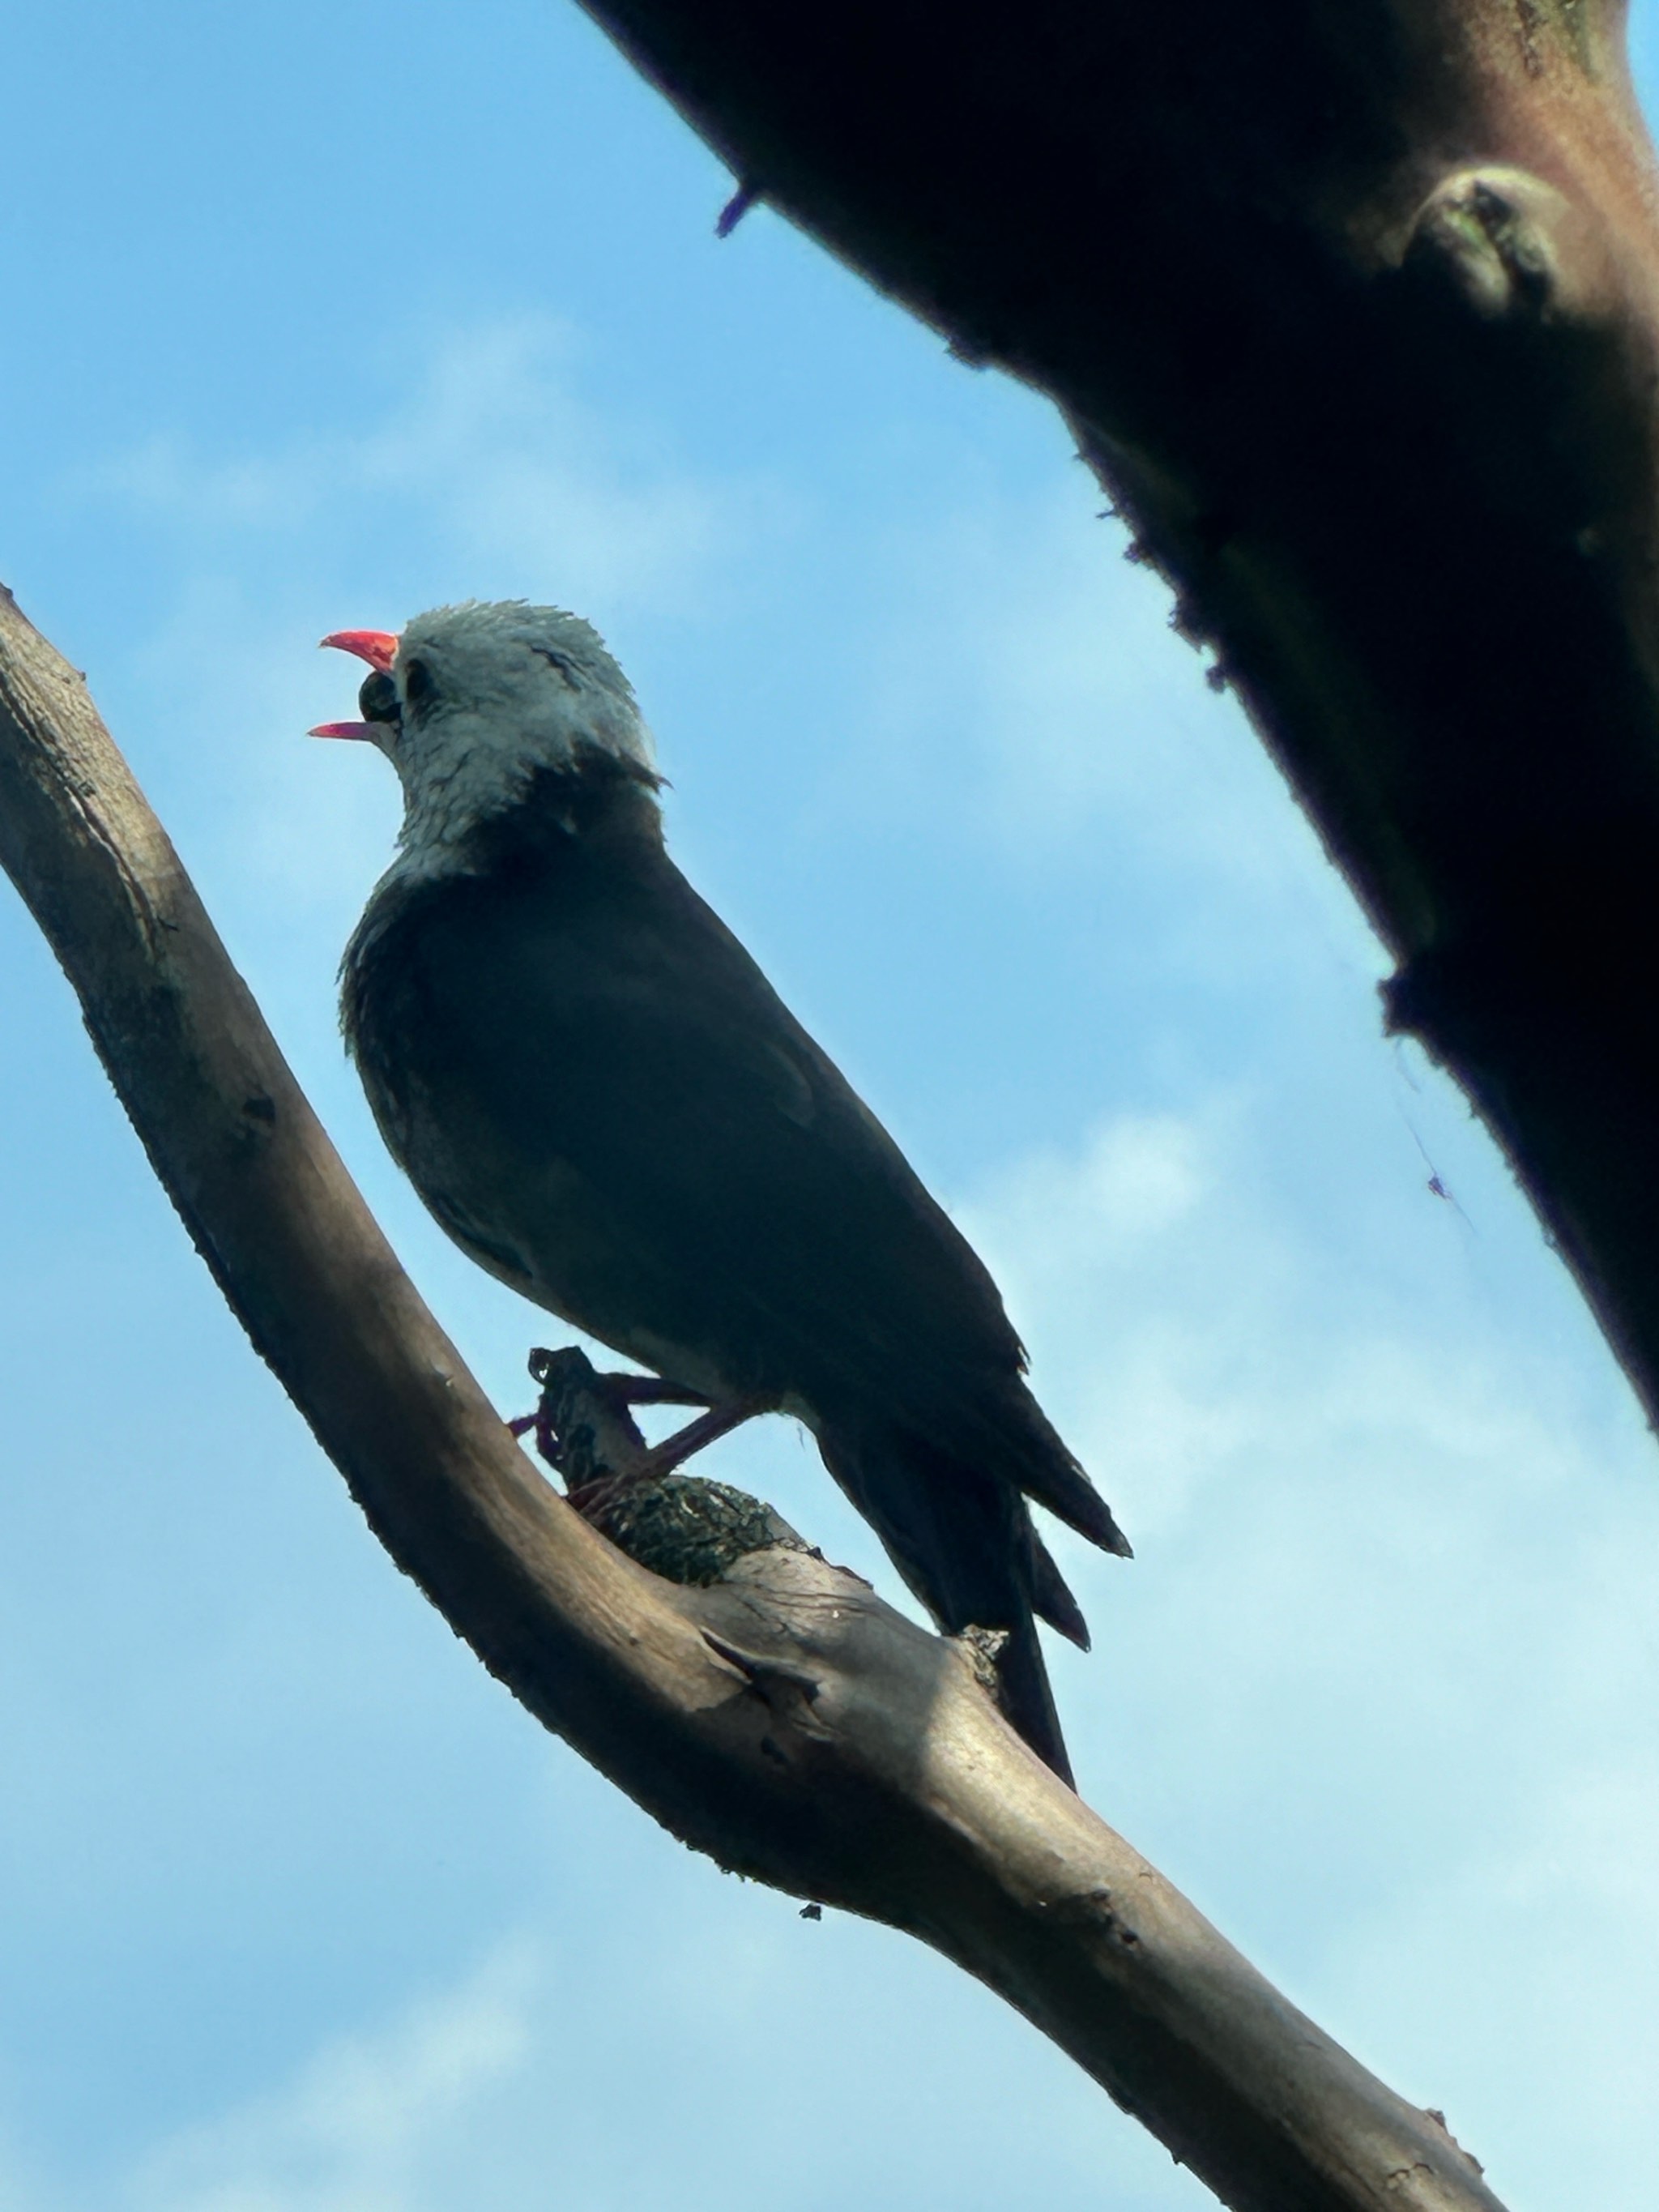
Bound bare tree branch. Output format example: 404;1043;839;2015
0;586;1508;2210
569;0;1659;1434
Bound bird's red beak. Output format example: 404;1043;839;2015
321;629;399;671
310;628;401;741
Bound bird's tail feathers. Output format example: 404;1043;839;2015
817;1419;1080;1779
987;1397;1132;1561
1026;1521;1090;1650
992;1613;1076;1787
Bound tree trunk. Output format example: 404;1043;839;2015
572;0;1659;1431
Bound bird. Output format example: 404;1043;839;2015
313;600;1130;1779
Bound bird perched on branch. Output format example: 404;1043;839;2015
314;600;1129;1779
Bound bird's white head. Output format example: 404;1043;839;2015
314;600;656;875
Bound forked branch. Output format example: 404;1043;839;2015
0;588;1505;2212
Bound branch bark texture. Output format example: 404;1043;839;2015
573;0;1659;1428
0;590;1508;2211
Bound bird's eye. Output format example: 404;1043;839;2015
402;657;437;709
358;669;400;725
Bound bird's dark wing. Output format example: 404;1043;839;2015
364;835;1004;1390
349;816;1126;1564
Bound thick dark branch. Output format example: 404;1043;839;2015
572;0;1659;1427
0;590;1506;2211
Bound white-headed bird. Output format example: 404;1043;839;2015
316;601;1129;1780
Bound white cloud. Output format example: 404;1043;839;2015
854;480;1349;884
973;1108;1213;1300
343;321;732;613
129;1943;535;2212
85;318;754;619
957;1103;1659;2209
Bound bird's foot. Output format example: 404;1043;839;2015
562;1400;761;1522
627;1398;760;1482
509;1355;709;1463
601;1375;714;1411
506;1373;708;1458
515;1347;754;1499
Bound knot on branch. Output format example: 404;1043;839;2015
1425;2108;1486;2179
1039;1883;1145;1952
958;1623;1010;1694
1405;166;1603;325
701;1628;833;1744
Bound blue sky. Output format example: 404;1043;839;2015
0;4;1656;2206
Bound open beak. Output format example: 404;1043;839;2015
321;629;399;671
310;628;400;741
